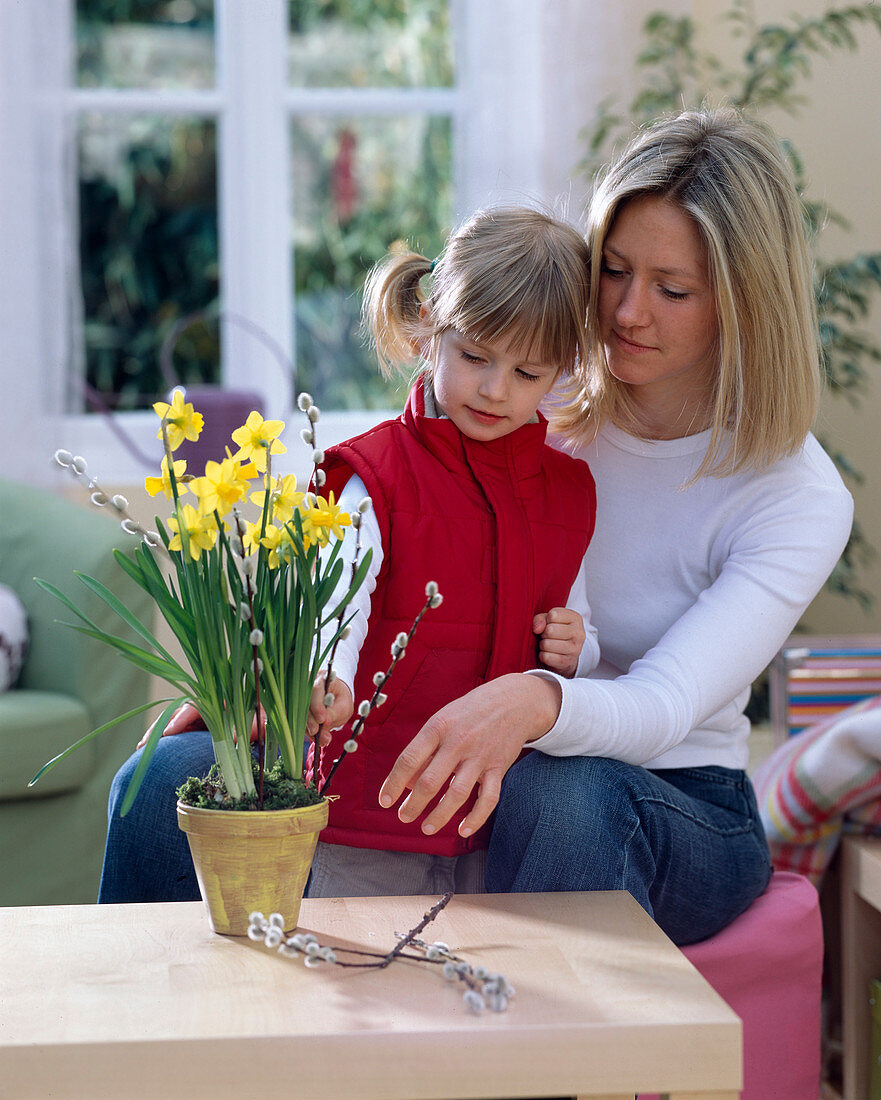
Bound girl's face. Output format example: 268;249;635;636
598;194;719;434
429;328;561;442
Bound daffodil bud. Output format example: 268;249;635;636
53;449;73;467
297;392;313;411
357;700;371;717
425;581;439;597
249;628;264;646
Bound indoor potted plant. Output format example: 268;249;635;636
33;389;440;934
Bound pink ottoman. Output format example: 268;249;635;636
640;872;823;1100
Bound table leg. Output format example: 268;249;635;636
841;837;881;1100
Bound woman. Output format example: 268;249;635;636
376;107;854;945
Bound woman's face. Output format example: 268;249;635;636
598;195;719;433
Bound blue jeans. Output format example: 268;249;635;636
484;752;772;946
98;732;216;903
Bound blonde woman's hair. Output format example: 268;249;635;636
362;206;590;381
555;106;821;477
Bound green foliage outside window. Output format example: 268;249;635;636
76;0;453;414
583;1;881;608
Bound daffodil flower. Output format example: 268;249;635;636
301;491;351;546
144;456;188;500
153;390;204;452
167;503;218;560
251;473;304;525
189;457;251;518
231;411;287;473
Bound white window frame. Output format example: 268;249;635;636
1;0;610;486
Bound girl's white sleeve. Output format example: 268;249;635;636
318;475;382;695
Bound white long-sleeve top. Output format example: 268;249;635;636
529;423;854;771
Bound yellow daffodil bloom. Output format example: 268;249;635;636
167;503;218;561
153;390;204;452
231;411;287;473
251;473;304;525
189;457;250;518
301;491;351;547
144;456;187;500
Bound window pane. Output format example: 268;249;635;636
292;114;452;410
76;0;215;90
79;115;219;411
288;0;453;88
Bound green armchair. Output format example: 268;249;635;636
0;478;154;905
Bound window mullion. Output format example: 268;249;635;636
215;0;293;415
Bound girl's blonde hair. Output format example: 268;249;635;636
362;206;590;380
555;106;821;477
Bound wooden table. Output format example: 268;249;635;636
841;837;881;1099
0;891;741;1100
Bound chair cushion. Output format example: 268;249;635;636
685;872;822;1100
639;872;822;1100
0;584;28;691
0;689;95;800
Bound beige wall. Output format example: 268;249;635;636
693;0;881;634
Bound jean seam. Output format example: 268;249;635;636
634;793;758;838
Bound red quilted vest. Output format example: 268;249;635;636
314;377;596;856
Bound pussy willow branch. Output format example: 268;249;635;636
318;589;438;797
229;507;266;808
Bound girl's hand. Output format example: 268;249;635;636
534;607;585;678
137;702;202;749
377;673;561;838
307;674;354;746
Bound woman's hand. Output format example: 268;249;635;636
534;607;585;678
307;674;354;746
137;702;202;749
377;673;562;838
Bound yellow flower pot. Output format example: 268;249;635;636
177;798;329;936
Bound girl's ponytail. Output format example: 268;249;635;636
361;250;432;378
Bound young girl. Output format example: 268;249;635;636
97;205;600;904
376;108;854;945
303;205;600;897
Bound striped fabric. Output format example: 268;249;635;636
754;694;881;886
